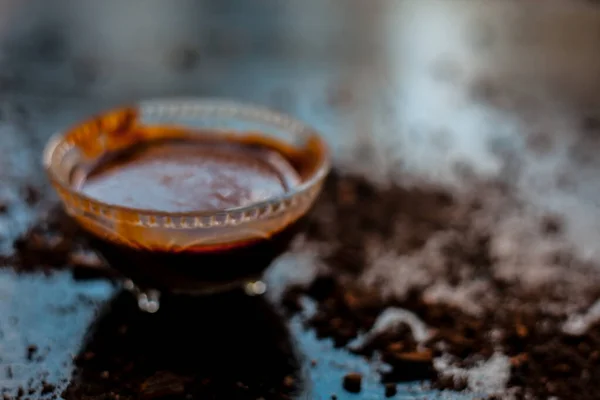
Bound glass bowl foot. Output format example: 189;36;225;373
121;278;266;311
244;280;267;296
123;279;161;313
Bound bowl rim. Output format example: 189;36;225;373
42;97;331;221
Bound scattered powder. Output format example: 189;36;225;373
562;298;600;336
350;307;431;349
433;353;512;396
283;170;600;399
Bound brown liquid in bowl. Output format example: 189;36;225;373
80;138;301;212
76;135;311;294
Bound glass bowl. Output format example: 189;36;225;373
43;98;330;312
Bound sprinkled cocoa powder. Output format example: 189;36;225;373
283;171;600;399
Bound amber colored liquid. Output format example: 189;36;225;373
85;220;304;294
77;135;311;294
80;138;302;212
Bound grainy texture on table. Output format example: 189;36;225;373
2;1;600;399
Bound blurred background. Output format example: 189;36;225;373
0;0;597;99
0;0;599;254
0;0;598;103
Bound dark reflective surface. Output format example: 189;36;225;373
64;290;307;399
0;268;418;400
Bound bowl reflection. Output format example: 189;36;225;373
64;290;307;399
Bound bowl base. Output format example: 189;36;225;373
122;278;268;313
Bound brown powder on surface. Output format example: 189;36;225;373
283;171;600;399
7;169;600;399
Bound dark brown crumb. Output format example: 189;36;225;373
41;381;56;395
23;185;40;206
436;375;468;392
26;345;37;361
342;373;362;393
282;375;295;389
384;383;397;397
139;372;186;399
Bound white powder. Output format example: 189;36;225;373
562;298;600;336
350;307;431;350
434;353;512;396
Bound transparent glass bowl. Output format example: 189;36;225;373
43;99;330;311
